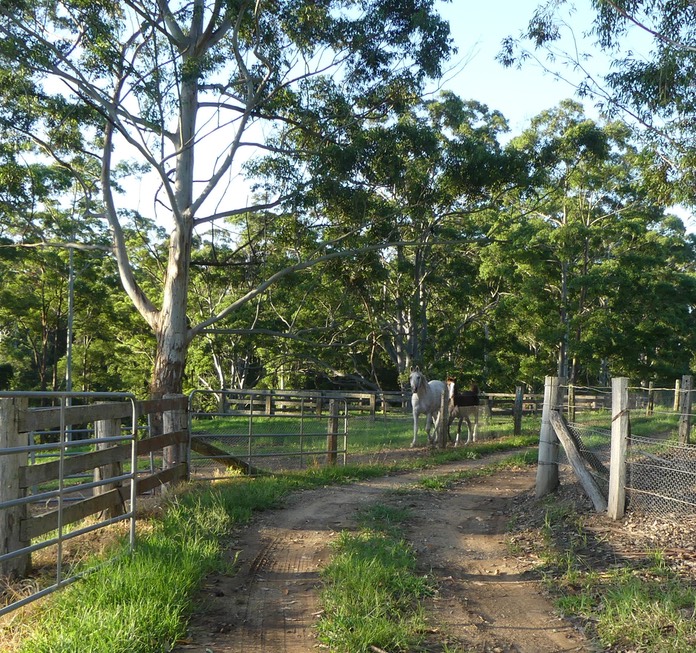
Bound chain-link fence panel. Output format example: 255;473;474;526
627;435;696;517
562;422;612;497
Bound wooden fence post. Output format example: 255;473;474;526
163;394;188;484
678;375;693;446
674;378;681;412
513;386;523;436
93;416;125;519
608;377;629;520
645;381;654;416
326;399;338;465
536;376;560;498
567;384;576;422
434;388;448;449
0;397;30;577
369;393;377;421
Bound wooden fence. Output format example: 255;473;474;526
0;393;188;585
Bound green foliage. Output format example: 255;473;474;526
0;0;694;395
500;0;696;205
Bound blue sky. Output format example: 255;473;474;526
432;1;606;133
433;1;694;228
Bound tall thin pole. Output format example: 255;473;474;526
536;376;560;497
66;246;74;394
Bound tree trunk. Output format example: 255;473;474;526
150;229;191;398
150;32;199;399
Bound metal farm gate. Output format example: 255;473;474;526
188;389;348;477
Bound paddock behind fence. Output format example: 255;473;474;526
189;389;349;476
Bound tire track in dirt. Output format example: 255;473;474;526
174;455;593;652
408;473;587;652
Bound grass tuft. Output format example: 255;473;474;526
317;504;432;652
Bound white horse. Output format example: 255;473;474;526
409;367;446;447
446;377;479;446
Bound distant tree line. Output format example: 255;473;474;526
0;1;694;396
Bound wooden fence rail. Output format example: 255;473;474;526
0;393;188;581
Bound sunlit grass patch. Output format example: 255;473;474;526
318;503;432;652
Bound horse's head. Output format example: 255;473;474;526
446;377;456;399
409;367;424;393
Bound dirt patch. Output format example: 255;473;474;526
173;453;593;652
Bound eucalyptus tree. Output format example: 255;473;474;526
499;0;696;205
0;0;453;397
487;101;696;386
252;90;524;384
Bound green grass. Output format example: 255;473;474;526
568;407;681;439
9;434;535;653
192;412;541;456
535;497;696;653
317;504;432;652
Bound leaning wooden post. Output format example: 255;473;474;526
327;399;338;465
94;416;125;519
513;386;523;436
0;397;30;577
536;376;560;497
608;377;629;520
163;394;188;485
678;375;693;445
550;411;607;512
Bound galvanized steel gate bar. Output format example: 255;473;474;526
188;389;348;476
0;391;138;617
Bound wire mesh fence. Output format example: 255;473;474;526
562;421;612;497
557;381;696;520
627;435;696;517
189;390;349;477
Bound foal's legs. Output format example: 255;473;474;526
463;407;478;444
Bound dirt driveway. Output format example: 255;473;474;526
174;453;592;652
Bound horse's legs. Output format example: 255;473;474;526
463;407;478;444
410;409;419;448
463;414;473;444
425;412;433;443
